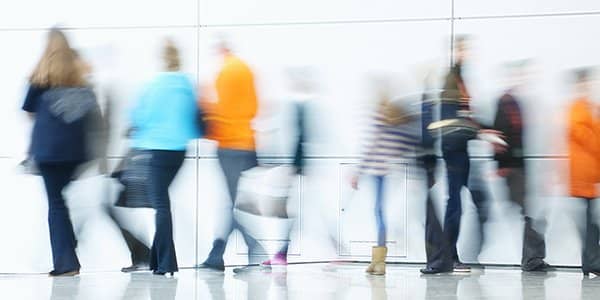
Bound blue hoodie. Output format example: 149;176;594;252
130;72;199;151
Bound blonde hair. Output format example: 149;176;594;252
29;28;86;87
163;39;181;71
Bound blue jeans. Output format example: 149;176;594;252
443;150;470;263
38;162;81;273
204;148;263;266
148;150;185;273
373;176;386;247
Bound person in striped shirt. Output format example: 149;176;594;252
351;83;420;275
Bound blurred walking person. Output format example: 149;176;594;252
198;40;262;272
129;39;199;275
492;61;552;272
22;28;102;276
69;51;151;273
566;68;600;276
421;36;491;274
260;67;313;268
351;78;420;276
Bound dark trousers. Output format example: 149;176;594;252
38;162;81;273
204;149;262;266
106;207;150;265
424;151;489;269
505;168;547;270
148;150;185;273
468;158;491;261
575;198;600;273
443;150;470;263
422;155;452;270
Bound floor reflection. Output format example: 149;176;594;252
1;264;600;299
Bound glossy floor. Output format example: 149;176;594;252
1;263;599;299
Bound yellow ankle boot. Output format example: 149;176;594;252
366;246;387;275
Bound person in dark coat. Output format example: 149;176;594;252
23;28;102;277
492;61;552;272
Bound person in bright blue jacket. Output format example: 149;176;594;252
129;39;199;276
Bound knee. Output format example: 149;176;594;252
48;199;66;211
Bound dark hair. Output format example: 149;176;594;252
574;68;590;84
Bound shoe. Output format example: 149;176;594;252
233;266;255;274
365;246;387;276
453;262;471;273
261;252;288;268
583;270;600;276
152;270;174;276
49;269;80;277
121;263;149;273
524;262;555;273
196;260;225;272
420;267;452;275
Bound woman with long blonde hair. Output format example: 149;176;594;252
22;28;99;276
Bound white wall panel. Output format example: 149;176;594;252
0;31;45;158
199;0;450;25
0;0;197;29
455;15;600;156
198;21;450;157
455;0;600;18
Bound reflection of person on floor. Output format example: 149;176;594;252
351;77;420;276
49;277;80;300
521;272;551;299
23;28;103;277
492;61;552;272
566;68;600;277
422;273;471;300
119;274;178;300
367;276;388;300
129;39;199;276
198;39;264;272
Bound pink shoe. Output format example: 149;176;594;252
261;252;288;267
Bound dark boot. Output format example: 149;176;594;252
197;239;226;271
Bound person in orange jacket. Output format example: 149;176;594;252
197;40;264;273
567;68;600;276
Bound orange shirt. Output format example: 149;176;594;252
204;55;258;150
567;97;600;198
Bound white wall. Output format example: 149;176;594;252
1;0;599;272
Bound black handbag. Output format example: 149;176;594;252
112;149;153;208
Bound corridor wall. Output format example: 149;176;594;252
1;0;600;272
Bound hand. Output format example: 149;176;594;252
497;168;511;177
351;174;359;190
478;129;503;136
493;143;508;154
478;129;507;153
